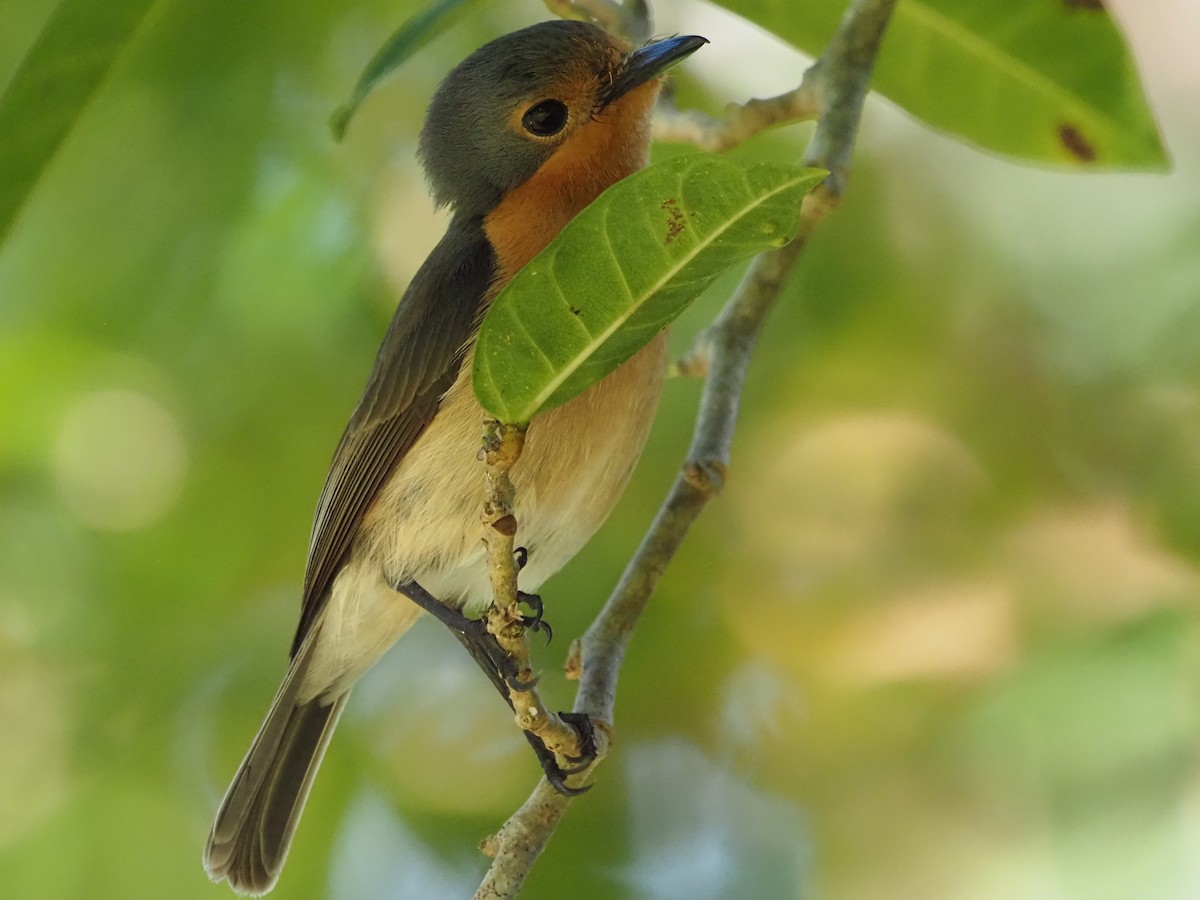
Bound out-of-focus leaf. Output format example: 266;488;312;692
472;154;824;423
330;0;486;141
0;0;159;246
712;0;1167;168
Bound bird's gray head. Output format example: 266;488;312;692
418;20;706;219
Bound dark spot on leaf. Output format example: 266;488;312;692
661;198;686;244
1058;124;1097;162
570;307;581;316
1063;0;1104;10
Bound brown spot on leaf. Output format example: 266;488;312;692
1063;0;1104;10
1058;124;1097;162
661;198;686;244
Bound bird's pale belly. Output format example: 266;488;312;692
303;332;667;698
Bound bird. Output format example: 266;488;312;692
203;19;707;896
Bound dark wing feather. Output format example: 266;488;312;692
291;219;495;654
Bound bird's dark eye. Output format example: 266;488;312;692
522;99;569;137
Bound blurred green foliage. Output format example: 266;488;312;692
1;1;1198;899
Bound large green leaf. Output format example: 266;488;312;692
712;0;1166;168
472;154;825;423
330;0;486;140
0;0;159;246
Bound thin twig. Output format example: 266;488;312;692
480;421;523;625
475;1;897;896
480;421;587;765
653;85;820;152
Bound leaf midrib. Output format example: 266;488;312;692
520;167;811;418
898;1;1126;140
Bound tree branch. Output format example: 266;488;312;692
652;85;819;153
474;1;897;896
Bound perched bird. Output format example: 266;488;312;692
203;19;706;896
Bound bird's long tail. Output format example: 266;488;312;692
203;631;347;897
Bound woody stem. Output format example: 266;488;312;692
480;421;590;770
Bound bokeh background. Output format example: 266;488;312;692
3;0;1200;898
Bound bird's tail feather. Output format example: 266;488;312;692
204;631;347;896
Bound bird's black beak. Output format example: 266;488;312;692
600;34;708;109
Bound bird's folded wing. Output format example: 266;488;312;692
290;220;495;654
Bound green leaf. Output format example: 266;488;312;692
712;0;1166;168
0;0;159;246
472;155;825;423
330;0;485;141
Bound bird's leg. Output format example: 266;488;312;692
394;580;538;692
394;578;594;794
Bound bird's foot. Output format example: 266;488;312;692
522;711;597;795
517;591;552;643
508;549;549;639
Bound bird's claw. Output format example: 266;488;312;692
555;711;597;772
517;591;552;644
398;580;590;792
522;711;597;795
517;590;543;622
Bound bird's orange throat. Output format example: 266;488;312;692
483;80;660;285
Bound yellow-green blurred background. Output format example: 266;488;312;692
3;0;1200;898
